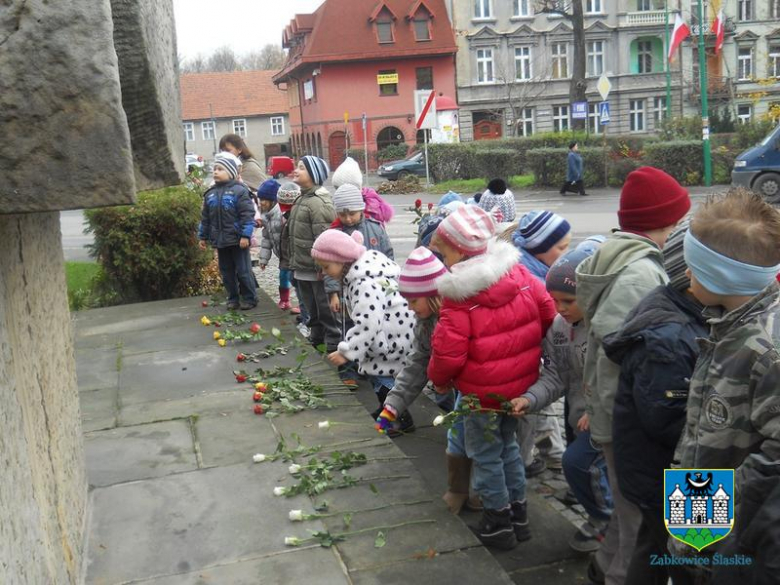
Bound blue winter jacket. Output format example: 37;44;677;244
566;151;583;182
198;180;255;248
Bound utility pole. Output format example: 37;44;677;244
696;0;712;186
664;1;672;119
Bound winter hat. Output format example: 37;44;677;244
517;210;571;255
618;166;691;232
418;215;443;248
213;152;242;180
663;218;692;291
576;234;607;252
546;244;600;295
399;247;447;298
257;179;280;202
277;182;300;204
333;184;366;212
311;229;366;264
301;155;329;186
438;191;463;208
332;157;363;189
436;204;496;256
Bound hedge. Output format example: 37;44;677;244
526;148;610;188
643;141;704;186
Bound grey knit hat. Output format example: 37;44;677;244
333;184;366;212
663;218;692;291
277;181;301;206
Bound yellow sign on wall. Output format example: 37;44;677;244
377;73;399;85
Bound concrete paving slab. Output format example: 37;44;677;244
75;346;119;391
107;323;219;356
84;419;198;487
80;387;118;432
118;390;250;427
504;558;590;584
196;410;279;468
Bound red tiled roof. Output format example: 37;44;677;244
276;0;456;82
180;70;288;121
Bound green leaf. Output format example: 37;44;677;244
369;483;379;494
343;513;353;528
315;343;328;354
374;531;386;548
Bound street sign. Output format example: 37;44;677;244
599;101;610;125
572;101;587;120
597;74;612;102
414;89;437;130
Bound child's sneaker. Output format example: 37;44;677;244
509;500;531;542
568;519;607;553
470;507;517;550
524;457;547;478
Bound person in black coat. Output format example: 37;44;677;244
603;220;707;585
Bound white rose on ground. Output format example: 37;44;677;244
252;453;266;463
433;414;446;426
289;510;304;521
273;486;287;496
288;464;302;475
318;421;330;429
284;536;302;546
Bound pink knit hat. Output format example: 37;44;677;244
399;247;447;298
311;229;366;263
435;205;496;256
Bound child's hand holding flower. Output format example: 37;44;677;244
327;351;348;367
510;396;531;417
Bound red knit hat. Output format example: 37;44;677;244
618;167;691;232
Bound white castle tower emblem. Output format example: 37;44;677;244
666;472;731;528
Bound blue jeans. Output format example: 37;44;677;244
279;268;292;290
370;375;395;395
217;245;257;305
562;430;613;522
464;412;526;510
446;392;467;457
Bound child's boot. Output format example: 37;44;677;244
510;499;532;542
471;507;517;550
443;454;471;514
278;287;291;310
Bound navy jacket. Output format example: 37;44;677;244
566;150;583;182
603;285;707;510
198;180;255;248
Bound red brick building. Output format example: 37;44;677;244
273;0;457;171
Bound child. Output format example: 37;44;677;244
277;182;306;321
511;241;613;555
575;166;690;584
286;156;341;351
560;141;587;197
310;229;415;419
198;152;258;311
332;156;395;225
675;190;780;572
428;205;557;549
602;221;704;585
255;179;293;310
479;178;516;222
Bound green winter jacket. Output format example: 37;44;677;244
286;186;335;272
576;232;668;443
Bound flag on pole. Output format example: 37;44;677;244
711;9;724;54
668;13;691;61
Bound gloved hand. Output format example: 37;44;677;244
375;407;397;434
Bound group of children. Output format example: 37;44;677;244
200;152;780;584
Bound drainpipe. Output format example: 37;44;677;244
289;73;305;158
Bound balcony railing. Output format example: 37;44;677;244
625;10;672;26
688;75;733;101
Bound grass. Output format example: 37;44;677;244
65;261;100;311
429;174;534;195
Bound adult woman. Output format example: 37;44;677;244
218;134;268;194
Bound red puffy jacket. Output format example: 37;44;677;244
428;240;556;410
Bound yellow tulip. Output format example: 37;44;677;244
213;331;221;340
201;316;211;326
218;339;226;347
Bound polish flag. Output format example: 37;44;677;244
711;9;725;54
668;13;691;61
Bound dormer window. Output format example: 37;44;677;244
413;15;431;41
377;19;394;43
370;4;397;44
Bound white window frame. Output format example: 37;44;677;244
553;105;570;132
183;122;194;142
586;0;603;14
587;103;602;135
630;99;645;132
271;116;285;136
587;40;604;77
737;104;752;124
551;42;569;79
653;96;667;126
474;0;492;20
201;121;215;141
637;39;653;74
515;46;533;81
737;0;753;21
773;0;780;19
770;45;780;78
637;0;652;10
232;118;247;138
513;0;532;17
519;107;534;136
737;46;753;80
476;48;495;84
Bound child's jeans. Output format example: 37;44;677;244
370;375;395;396
217;245;257;305
562;430;613;523
292;278;310;325
279;268;292;290
446;392;467;457
464;412;526;511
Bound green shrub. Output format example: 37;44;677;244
659;116;702;140
472;149;521;181
712;145;737;184
735;119;777;150
85;185;212;303
376;144;410;163
526;147;607;187
428;143;478;181
643;141;703;185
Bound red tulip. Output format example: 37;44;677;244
236;374;247;383
427;202;434;210
236;353;246;362
254;404;264;415
201;300;209;307
249;323;261;334
415;198;422;208
253;391;263;402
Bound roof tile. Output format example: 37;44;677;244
180;70;288;121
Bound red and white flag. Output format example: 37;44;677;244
711;9;725;54
668;13;691;61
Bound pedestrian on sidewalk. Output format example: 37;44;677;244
255;179;294;311
560;142;588;197
219;134;268;194
198;152;258;311
428;205;557;550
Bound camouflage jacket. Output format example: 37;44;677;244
675;282;780;492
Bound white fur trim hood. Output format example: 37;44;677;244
436;239;520;301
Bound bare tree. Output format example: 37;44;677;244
535;0;587;129
207;46;242;72
493;52;551;137
241;44;285;70
180;53;208;74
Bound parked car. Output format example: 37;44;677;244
732;122;780;203
377;151;426;181
185;154;204;173
267;156;295;179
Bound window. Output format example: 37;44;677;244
201;121;215;140
376;18;394;43
773;0;780;18
737;0;753;21
653;96;667;125
416;67;433;90
378;69;398;96
477;48;495;83
474;0;492;19
738;46;753;80
377;126;405;150
586;0;603;14
553;105;569;132
183;122;194;142
737;104;752;124
630;99;645;132
271;117;285;136
303;78;316;100
515;46;532;81
770;45;780;78
637;0;652;10
637;40;653;74
519;107;534;136
587;103;602;135
413;14;431;41
587;41;604;76
232;119;247;137
513;0;532;17
551;43;568;79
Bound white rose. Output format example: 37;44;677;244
252;453;266;463
288;510;304;522
284;536;302;546
288;464;302;475
273;486;287;496
433;414;446;426
318;421;330;429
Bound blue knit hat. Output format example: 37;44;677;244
438;191;462;208
516;210;571;255
546;243;601;294
301;155;329;186
258;179;280;202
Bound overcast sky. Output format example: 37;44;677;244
173;0;324;61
